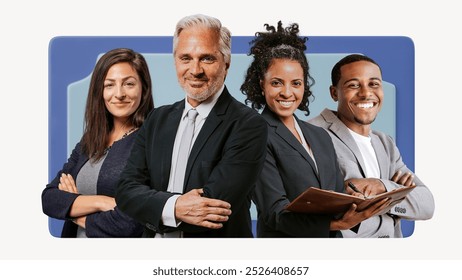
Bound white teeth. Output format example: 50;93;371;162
279;101;294;107
357;102;374;108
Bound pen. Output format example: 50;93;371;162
348;182;365;196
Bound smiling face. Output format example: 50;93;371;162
330;60;383;136
174;26;229;107
103;62;142;125
261;59;304;126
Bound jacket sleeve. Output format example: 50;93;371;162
116;112;175;233
41;143;81;220
253;143;334;237
379;134;435;220
84;206;144;237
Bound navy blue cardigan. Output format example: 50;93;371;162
42;132;143;237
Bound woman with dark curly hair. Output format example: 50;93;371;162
241;22;390;237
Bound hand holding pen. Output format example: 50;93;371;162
346;178;387;198
347;181;367;198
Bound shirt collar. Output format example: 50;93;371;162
183;84;224;119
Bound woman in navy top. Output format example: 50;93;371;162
42;48;154;237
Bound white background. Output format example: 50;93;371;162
1;0;461;277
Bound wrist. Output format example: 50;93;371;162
330;219;343;231
93;196;109;212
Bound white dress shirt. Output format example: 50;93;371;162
156;85;224;237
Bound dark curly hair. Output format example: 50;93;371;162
240;21;314;115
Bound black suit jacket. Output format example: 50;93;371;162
253;108;344;237
42;132;144;237
116;87;267;237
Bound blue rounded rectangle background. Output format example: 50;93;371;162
48;36;415;238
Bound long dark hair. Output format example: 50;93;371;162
240;21;314;115
81;48;154;160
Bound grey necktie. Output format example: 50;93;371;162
172;109;198;193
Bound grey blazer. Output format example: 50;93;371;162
308;108;434;238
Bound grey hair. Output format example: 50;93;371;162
173;14;231;65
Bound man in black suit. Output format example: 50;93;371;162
116;14;267;237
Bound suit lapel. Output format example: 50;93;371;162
183;88;230;191
300;122;330;185
161;101;184;191
263;108;319;180
321;109;368;178
370;132;389;179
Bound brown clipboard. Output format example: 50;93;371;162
285;185;416;214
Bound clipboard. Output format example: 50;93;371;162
285;185;416;214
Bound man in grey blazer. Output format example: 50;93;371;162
116;14;267;237
308;54;434;237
